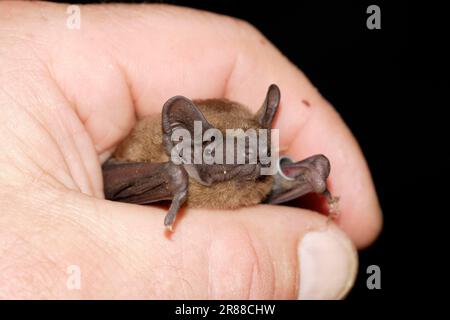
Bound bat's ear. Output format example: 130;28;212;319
162;95;214;152
256;84;280;128
161;96;218;186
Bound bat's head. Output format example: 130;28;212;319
161;85;280;186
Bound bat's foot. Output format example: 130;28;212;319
163;164;188;231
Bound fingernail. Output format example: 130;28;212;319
298;226;358;299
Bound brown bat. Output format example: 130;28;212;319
102;84;338;230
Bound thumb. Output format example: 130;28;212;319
2;187;356;299
93;198;358;299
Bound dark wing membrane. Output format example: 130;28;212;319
102;160;174;204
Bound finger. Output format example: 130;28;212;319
6;2;381;247
0;188;357;299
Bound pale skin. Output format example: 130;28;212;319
0;2;382;299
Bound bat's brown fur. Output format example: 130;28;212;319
114;99;274;209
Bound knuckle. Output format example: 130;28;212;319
218;14;266;45
229;16;261;37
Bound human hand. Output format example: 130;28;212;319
0;1;382;299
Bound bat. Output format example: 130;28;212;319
102;84;338;230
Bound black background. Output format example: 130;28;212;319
52;0;416;301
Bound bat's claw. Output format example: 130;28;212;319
323;189;340;220
328;196;340;215
165;223;174;232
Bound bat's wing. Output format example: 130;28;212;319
265;155;336;206
102;159;188;229
103;160;172;203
